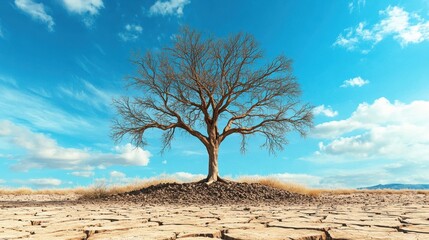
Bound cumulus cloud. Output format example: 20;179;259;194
61;0;104;27
149;0;190;17
0;121;151;171
118;24;143;42
309;97;429;188
111;144;151;166
14;0;55;31
110;170;126;179
341;76;369;88
312;105;338;117
61;0;103;15
70;171;94;178
335;6;429;52
27;178;62;188
312;97;429;163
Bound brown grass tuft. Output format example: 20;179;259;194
78;178;178;200
0;178;178;198
238;177;322;197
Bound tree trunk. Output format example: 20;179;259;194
206;144;219;184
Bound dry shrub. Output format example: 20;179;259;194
238;177;321;197
79;181;110;200
79;178;178;200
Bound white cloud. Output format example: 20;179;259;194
27;178;62;188
0;121;151;171
59;79;113;111
0;84;95;134
319;170;390;189
318;164;429;189
182;150;205;156
341;76;369;88
334;29;360;51
70;171;94;177
348;2;354;14
125;24;142;32
149;0;190;17
61;0;103;15
74;55;101;74
348;0;366;14
110;170;126;179
14;0;55;31
335;6;429;52
61;0;104;27
93;170;132;185
112;144;151;166
0;77;115;136
118;24;143;42
312;105;338;117
0;74;17;87
312;97;429;164
159;172;205;182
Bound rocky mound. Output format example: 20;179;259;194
102;181;316;205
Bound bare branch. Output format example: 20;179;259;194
112;27;313;157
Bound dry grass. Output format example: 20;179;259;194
238;177;322;197
78;178;178;200
0;178;178;198
239;177;429;196
2;177;429;198
0;188;87;195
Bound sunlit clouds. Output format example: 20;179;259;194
335;6;429;53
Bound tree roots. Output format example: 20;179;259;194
198;176;231;185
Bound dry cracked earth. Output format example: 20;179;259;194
1;186;429;239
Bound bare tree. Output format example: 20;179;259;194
113;28;313;184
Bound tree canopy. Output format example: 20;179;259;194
112;28;313;183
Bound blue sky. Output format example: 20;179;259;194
1;0;429;189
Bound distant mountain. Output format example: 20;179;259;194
359;183;429;190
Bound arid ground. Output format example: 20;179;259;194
1;181;429;240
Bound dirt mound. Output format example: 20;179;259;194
103;181;316;205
